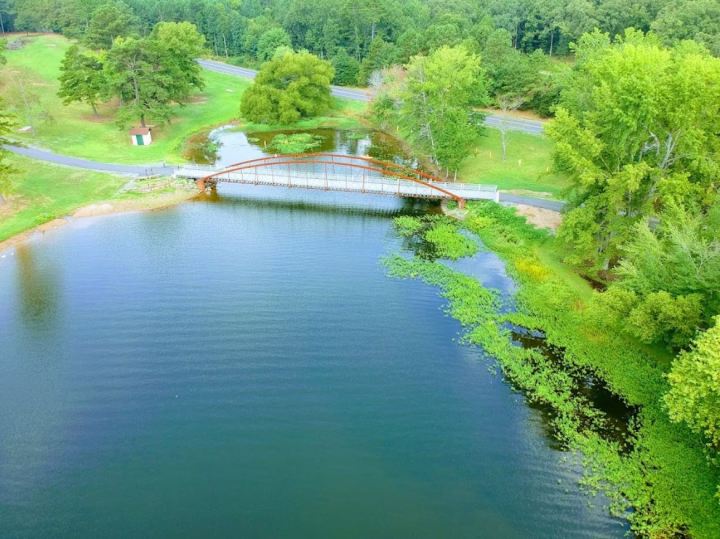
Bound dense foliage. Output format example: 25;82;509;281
57;21;206;127
666;317;720;453
386;205;720;537
0;98;15;197
239;50;333;125
547;30;720;273
7;0;715;114
373;45;488;171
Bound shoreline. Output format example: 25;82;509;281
0;188;199;254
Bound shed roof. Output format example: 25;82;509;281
129;127;151;135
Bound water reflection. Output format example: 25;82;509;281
187;126;415;169
15;245;59;329
202;183;437;216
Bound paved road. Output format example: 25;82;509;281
484;115;545;136
199;59;546;133
498;193;565;211
7;145;175;176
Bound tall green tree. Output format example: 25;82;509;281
652;0;720;56
547;31;720;270
103;23;205;128
616;204;720;328
398;45;487;170
256;27;291;62
85;1;137;50
240;50;334;124
150;21;206;95
665;316;720;451
331;49;360;86
57;45;105;114
0;98;16;199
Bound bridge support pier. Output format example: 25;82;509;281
457;198;466;210
196;179;217;192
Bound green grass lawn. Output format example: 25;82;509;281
0;154;198;243
458;128;570;197
2;34;365;164
0;154;127;242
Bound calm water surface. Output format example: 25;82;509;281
0;131;626;537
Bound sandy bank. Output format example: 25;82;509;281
0;188;198;254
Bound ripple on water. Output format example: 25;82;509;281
0;191;626;538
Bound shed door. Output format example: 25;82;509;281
135;134;144;146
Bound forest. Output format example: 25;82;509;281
3;0;720;113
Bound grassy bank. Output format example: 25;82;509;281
458;129;570;196
1;34;365;164
379;118;569;198
385;207;720;538
0;155;195;244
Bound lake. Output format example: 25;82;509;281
0;129;626;538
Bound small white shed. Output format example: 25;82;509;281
129;127;152;146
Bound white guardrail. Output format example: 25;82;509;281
175;165;499;202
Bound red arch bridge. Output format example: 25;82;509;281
175;153;498;209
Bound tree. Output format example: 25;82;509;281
58;45;105;114
85;1;137;50
0;98;15;199
617;206;720;320
0;0;16;35
103;23;205;128
357;36;395;85
331;49;360;86
652;0;720;56
547;30;720;271
240;50;334;125
665;317;720;451
256;27;291;62
398;45;487;171
150;21;206;95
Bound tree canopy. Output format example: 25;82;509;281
8;0;720;108
547;30;720;270
665;316;720;451
0;99;15;197
240;50;334;125
374;45;488;171
58;45;105;114
55;21;207;127
84;1;138;50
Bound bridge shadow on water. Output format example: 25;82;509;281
195;182;441;217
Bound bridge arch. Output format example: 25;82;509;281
195;153;467;208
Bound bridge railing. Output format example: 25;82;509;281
176;164;496;190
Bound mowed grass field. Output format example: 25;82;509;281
458;128;570;197
0;154;126;242
2;34;247;164
2;34;364;164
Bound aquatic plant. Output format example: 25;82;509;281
385;203;720;538
266;133;323;154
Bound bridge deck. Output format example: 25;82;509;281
176;166;498;202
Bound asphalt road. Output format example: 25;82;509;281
198;59;546;134
6;145;175;176
498;193;565;211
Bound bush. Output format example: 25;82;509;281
240;50;334;125
627;291;704;349
666;317;720;451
